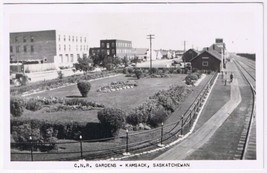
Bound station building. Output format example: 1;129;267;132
191;49;222;72
10;30;90;71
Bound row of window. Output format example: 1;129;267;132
13;36;34;43
58;35;87;43
117;49;131;54
101;42;132;48
59;54;87;63
10;45;34;53
58;44;89;52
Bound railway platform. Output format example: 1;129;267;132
155;60;254;160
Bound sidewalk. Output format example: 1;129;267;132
155;74;242;160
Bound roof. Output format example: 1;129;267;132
191;50;222;62
132;48;148;55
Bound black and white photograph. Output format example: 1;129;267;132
1;0;266;172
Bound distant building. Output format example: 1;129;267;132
182;49;199;62
10;30;90;70
89;39;134;59
132;48;148;61
191;50;222;72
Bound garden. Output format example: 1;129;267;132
10;65;209;160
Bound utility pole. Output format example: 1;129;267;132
184;40;186;52
147;34;155;69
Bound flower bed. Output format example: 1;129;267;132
126;85;192;129
10;71;115;96
97;81;138;93
11;96;105;115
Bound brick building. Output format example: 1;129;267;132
89;39;134;59
10;30;90;69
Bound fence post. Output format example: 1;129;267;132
158;122;164;147
79;135;83;160
180;116;184;136
123;129;130;155
29;136;33;161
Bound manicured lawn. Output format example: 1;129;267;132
25;74;187;120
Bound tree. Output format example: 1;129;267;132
122;56;129;67
74;55;93;72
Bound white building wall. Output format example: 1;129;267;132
54;30;90;68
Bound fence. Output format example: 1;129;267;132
11;73;218;161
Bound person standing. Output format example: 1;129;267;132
230;73;234;82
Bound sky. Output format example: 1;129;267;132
4;3;263;53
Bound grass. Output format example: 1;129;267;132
24;74;187;122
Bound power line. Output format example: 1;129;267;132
147;34;155;69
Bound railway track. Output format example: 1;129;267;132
233;56;256;160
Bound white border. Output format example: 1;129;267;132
1;1;265;173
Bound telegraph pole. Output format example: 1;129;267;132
184;40;186;52
147;34;155;69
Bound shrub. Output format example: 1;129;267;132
135;69;143;79
10;97;24;117
127;68;134;74
97;108;126;137
77;81;91;97
149;67;158;74
147;107;169;128
57;71;64;79
25;98;42;111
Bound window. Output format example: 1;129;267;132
70;54;74;62
202;61;208;66
24;46;27;52
30;36;34;42
76;45;78;51
10;46;13;53
60;54;63;63
72;36;74;42
80;45;82;51
84;45;86;51
69;36;71;41
69;45;71;51
23;37;27;42
101;42;105;48
59;44;61;51
15;36;18;42
58;35;60;41
107;43;110;48
112;49;115;54
64;45;66;51
80;37;82;43
111;42;115;47
31;45;34;52
66;54;69;62
76;36;78;42
16;46;20;53
84;37;86;43
77;54;80;59
64;35;66;41
202;57;209;59
107;50;110;55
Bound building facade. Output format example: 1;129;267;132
182;49;199;62
191;50;221;72
89;39;134;59
10;30;90;69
